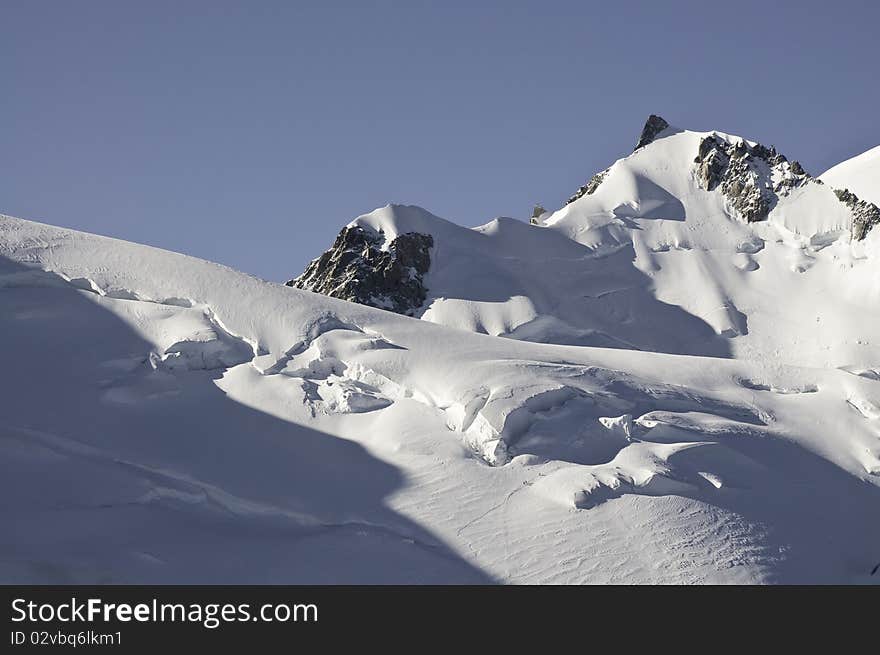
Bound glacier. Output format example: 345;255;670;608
2;117;880;584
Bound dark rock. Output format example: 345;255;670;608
567;115;669;206
634;115;670;151
287;226;433;315
566;169;609;205
694;134;811;223
694;135;730;191
833;188;880;240
530;204;546;224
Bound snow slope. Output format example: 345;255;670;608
2;210;880;584
821;144;880;205
339;167;879;369
289;121;878;375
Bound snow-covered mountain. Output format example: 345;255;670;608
3;116;880;584
291;118;880;368
821;144;880;206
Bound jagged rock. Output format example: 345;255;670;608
634;115;670;151
694;134;811;223
567;115;669;206
566;169;609;205
833;188;880;240
567;115;671;206
287;226;433;315
530;204;547;225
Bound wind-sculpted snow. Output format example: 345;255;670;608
0;264;255;373
2;115;880;584
287;119;879;376
252;317;409;416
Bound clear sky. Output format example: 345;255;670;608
3;0;878;280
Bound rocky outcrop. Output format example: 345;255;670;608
287;226;433;315
530;204;547;225
833;188;880;240
634;115;670;151
567;115;670;206
566;169;609;205
566;115;670;206
694;134;811;223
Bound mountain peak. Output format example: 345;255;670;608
634;114;670;151
692;133;812;223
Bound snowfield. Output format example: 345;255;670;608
2;120;879;584
821;144;880;206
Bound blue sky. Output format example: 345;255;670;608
3;1;878;280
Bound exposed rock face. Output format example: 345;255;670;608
567;115;670;206
566;169;609;205
694;134;811;223
634;115;670;150
530;204;547;224
287;226;433;315
833;188;880;240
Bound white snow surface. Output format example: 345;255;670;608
820;144;880;205
2;125;880;584
350;128;880;370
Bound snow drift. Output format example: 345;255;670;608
2;116;879;584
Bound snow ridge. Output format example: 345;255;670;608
2;115;880;584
